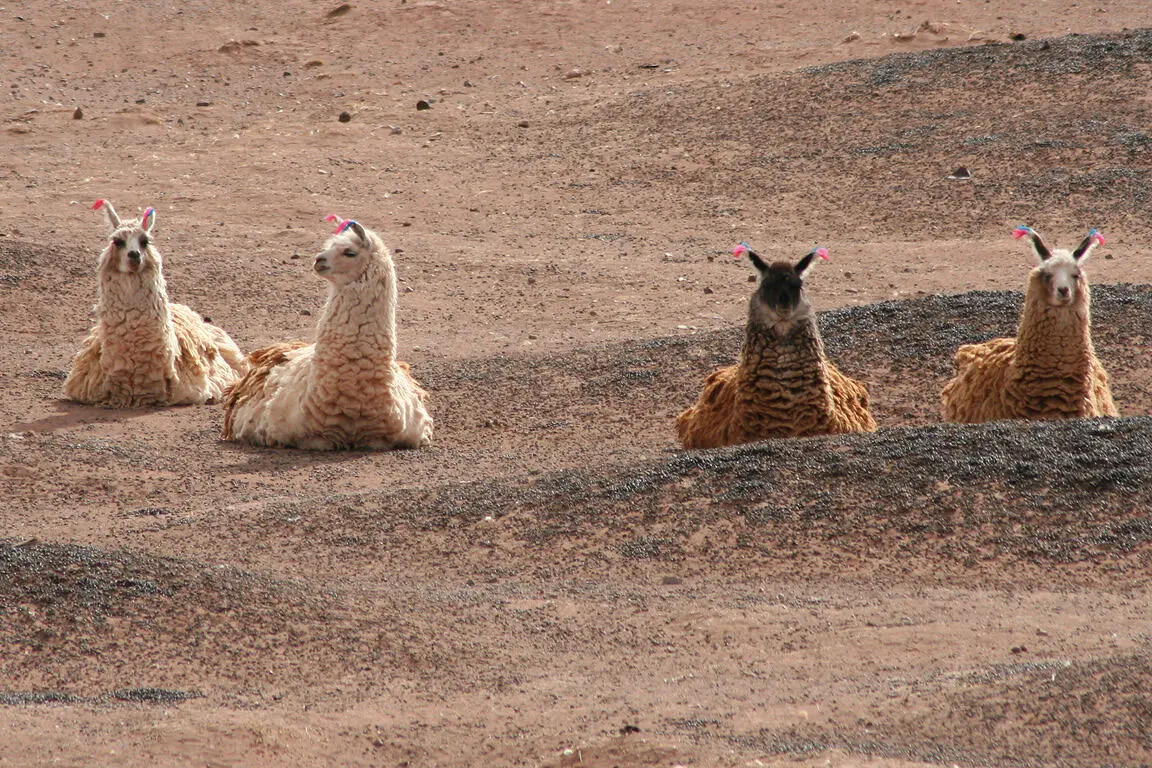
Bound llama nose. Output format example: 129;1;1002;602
127;250;141;262
1058;286;1070;299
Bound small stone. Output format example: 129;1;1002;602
196;101;212;107
135;98;145;104
416;99;432;110
326;3;352;18
300;309;312;316
748;275;756;283
463;80;474;87
563;69;585;79
661;576;682;585
1104;253;1114;260
93;31;105;38
517;120;530;128
702;287;713;294
1010;32;1027;41
947;166;972;180
72;107;83;119
304;60;324;68
338;111;352;122
389;125;402;135
842;31;861;43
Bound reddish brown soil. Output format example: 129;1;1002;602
2;1;1151;766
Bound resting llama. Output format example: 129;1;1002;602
222;216;433;450
940;226;1118;423
64;200;247;407
676;244;877;449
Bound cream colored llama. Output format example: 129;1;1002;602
64;200;247;407
676;244;876;449
221;216;432;450
940;226;1118;423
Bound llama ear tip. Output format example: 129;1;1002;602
92;199;105;210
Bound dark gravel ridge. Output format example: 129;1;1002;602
554;29;1152;239
259;413;1152;583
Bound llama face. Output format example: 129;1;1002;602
94;201;160;277
1033;253;1084;308
1015;227;1102;309
740;246;825;330
104;227;157;275
314;232;372;286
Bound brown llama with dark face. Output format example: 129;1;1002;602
676;244;876;449
941;226;1118;423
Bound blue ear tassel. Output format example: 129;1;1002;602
336;219;358;235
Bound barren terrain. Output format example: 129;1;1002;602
2;1;1151;766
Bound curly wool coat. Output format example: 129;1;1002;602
940;271;1117;422
221;223;432;450
677;251;875;450
64;207;247;407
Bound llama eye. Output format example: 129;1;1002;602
112;238;125;248
1041;273;1052;282
343;248;357;258
139;237;149;249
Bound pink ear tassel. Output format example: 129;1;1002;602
141;207;155;226
1089;228;1105;247
324;213;340;223
92;199;106;211
1012;226;1032;240
335;219;355;235
814;247;829;261
732;242;750;258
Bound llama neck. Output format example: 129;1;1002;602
1015;287;1095;374
96;271;176;356
312;271;398;374
740;313;828;380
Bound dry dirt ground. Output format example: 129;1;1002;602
2;1;1152;766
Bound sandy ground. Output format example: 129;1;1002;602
1;1;1151;766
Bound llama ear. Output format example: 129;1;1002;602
1072;228;1105;262
140;207;156;233
1013;225;1051;262
92;199;120;231
794;247;829;276
348;220;368;245
733;243;769;273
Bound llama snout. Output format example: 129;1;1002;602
314;254;331;274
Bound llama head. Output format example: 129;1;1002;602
314;216;391;287
93;199;161;276
736;243;829;330
1013;225;1102;308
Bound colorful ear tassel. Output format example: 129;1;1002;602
732;242;751;258
812;247;829;261
1012;225;1033;240
324;214;355;234
1088;228;1105;247
335;219;357;235
92;199;106;211
141;207;155;227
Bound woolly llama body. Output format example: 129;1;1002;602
222;217;432;450
676;245;876;449
941;226;1118;423
64;200;247;407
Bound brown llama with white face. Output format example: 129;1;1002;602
941;226;1118;423
63;200;247;407
221;215;432;450
676;244;876;449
